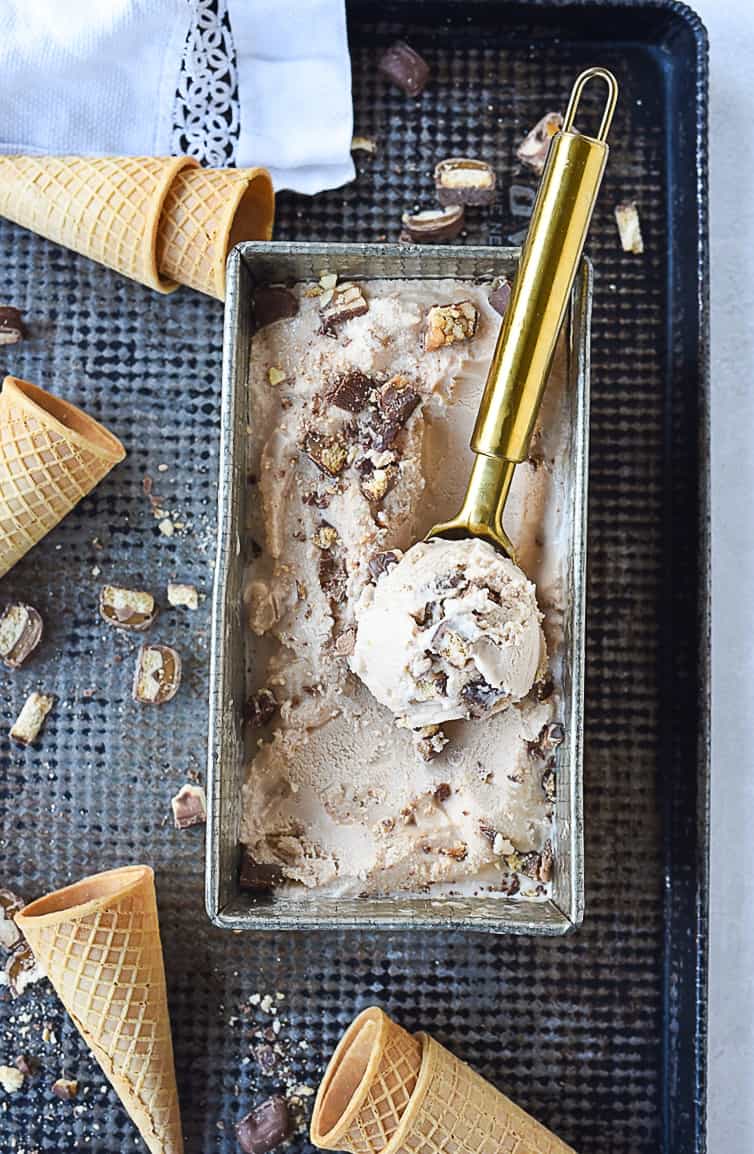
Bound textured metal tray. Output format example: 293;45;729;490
208;241;591;934
0;2;709;1152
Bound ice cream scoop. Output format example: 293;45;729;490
353;69;617;722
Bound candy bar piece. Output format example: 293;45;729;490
434;157;496;206
14;1054;39;1077
171;784;207;830
253;286;299;329
378;40;429;97
10;692;55;745
368;550;402;581
99;586;156;631
0;603;43;669
303;431;348;477
0;306;25;346
0;1065;24;1093
509;184;537;218
132;644;182;704
379;376;421;424
51;1077;78;1101
239;849;282;892
614;201;644;254
360;463;398;504
401;205;464;244
166;582;199;610
516;112;562;175
488;279;512;317
312;524;338;550
5;941;44;997
245;689;278;729
236;1095;292;1154
415;724;448;762
326;369;375;413
424;300;479;351
0;888;24;951
321;282;369;327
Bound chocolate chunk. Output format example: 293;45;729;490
542;721;565;750
488;279;512;318
132;644;182;704
51;1077;78;1101
434;157;496;206
425;300;478;351
500;873;521;897
378;377;421;425
236;1096;292;1154
321;282;369;327
378;40;429;97
461;678;508;719
253;1043;279;1075
99;585;156;631
509;184;537;218
245;689;278;729
368;550;401;581
517;112;562;175
434;782;451;803
171;784;207;830
10;692;55;745
360;462;398;504
0;306;25;345
534;674;554;701
327;370;375;413
253;287;299;329
6;941;44;997
303;431;348;477
239;850;283;893
0;603;43;669
401;204;464;244
319;552;347;599
312;524;338;550
0;888;24;951
14;1053;39;1077
415;724;448;762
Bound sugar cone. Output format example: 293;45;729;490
0;154;197;292
16;865;183;1154
311;1007;422;1154
0;376;125;578
156;165;274;300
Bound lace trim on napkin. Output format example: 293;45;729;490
172;0;239;167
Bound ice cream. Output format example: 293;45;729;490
351;538;546;728
241;277;567;897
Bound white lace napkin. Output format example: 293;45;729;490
0;0;355;195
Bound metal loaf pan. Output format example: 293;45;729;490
207;241;591;933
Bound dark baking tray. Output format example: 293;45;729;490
0;2;708;1152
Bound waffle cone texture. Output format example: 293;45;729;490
311;1008;576;1154
16;865;183;1154
0;154;274;298
0;375;125;579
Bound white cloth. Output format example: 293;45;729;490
0;0;355;195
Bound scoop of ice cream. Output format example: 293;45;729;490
350;537;545;728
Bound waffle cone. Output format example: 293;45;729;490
311;1007;422;1154
16;866;183;1154
156;165;274;299
0;376;125;578
0;154;197;291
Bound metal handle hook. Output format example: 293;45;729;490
562;67;619;142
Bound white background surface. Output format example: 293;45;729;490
695;1;754;1150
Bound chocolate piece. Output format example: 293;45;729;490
239;850;282;893
303;431;348;477
236;1096;292;1154
479;819;496;845
253;287;299;329
360;462;398;504
434;157;496;206
434;625;470;669
0;888;24;951
319;552;347;599
542;721;565;750
132;644;182;704
15;1053;39;1077
327;370;374;413
245;689;278;729
99;585;156;631
519;851;542;880
167;582;199;610
0;603;43;669
6;941;44;997
434;782;451;803
0;306;25;345
321;282;369;327
509;184;537;218
171;784;207;829
368;550;402;581
614;201;644;254
461;678;508;718
312;524;338;550
400;205;464;244
517;112;562;175
425;300;478;351
500;873;521;897
488;279;512;317
378;377;421;425
51;1077;78;1101
415;724;448;762
534;674;554;701
378;40;429;97
10;692;55;745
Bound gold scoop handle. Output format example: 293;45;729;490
428;68;618;558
